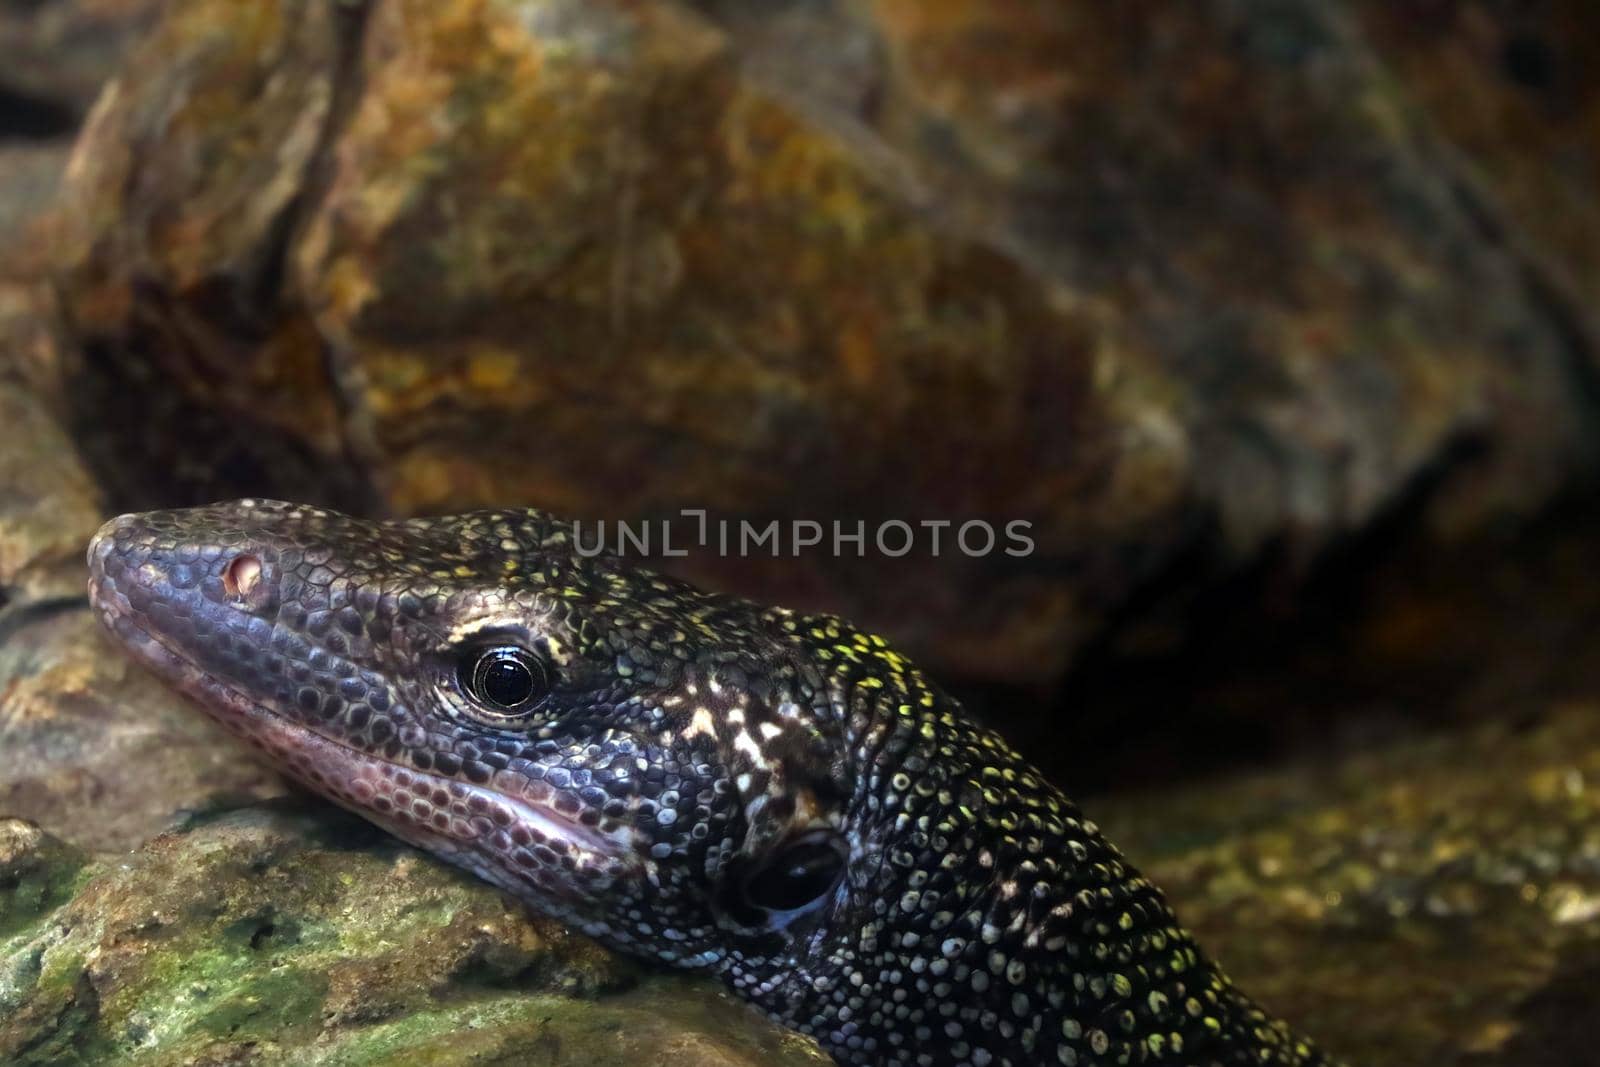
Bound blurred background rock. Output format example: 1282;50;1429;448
3;2;1600;1064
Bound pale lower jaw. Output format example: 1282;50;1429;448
91;593;642;905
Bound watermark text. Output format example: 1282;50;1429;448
572;510;1034;559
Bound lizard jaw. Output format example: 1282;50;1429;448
88;521;645;905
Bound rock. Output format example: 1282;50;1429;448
0;0;163;118
0;608;289;853
0;144;74;250
0;360;285;853
42;0;1600;691
1353;0;1600;346
1099;698;1600;1067
0;807;831;1066
43;0;383;518
0;0;162;254
9;686;1600;1066
0;378;105;608
0;817;90;937
0;0;170;264
8;2;1600;1062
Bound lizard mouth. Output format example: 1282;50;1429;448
88;525;643;904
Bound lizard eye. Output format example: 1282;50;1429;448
742;831;848;914
458;645;550;718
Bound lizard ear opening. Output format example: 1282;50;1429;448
721;829;847;928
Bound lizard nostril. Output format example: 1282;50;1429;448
222;554;263;599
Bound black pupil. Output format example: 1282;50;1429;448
745;837;846;912
468;648;544;711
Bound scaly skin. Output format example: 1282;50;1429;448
87;500;1336;1067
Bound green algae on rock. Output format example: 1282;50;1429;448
11;697;1600;1065
0;806;832;1066
0;819;91;941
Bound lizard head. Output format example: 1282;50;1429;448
87;500;1333;1067
87;500;860;972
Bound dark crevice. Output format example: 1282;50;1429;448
958;430;1502;797
1460;940;1600;1067
236;0;372;330
66;330;376;514
10;967;102;1065
223;910;301;951
965;13;1600;797
0;596;89;651
1501;33;1557;92
0;82;78;141
248;922;276;950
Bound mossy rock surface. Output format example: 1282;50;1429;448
0;806;830;1066
9;696;1600;1064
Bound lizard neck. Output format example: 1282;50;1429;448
743;615;1330;1066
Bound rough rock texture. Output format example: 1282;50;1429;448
1354;0;1600;345
1104;698;1600;1067
0;144;73;249
39;0;1600;688
0;0;164;249
36;0;382;517
10;698;1600;1066
0;808;831;1066
5;0;1600;1063
0;608;289;853
0;379;103;607
0;0;164;118
0;363;287;852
